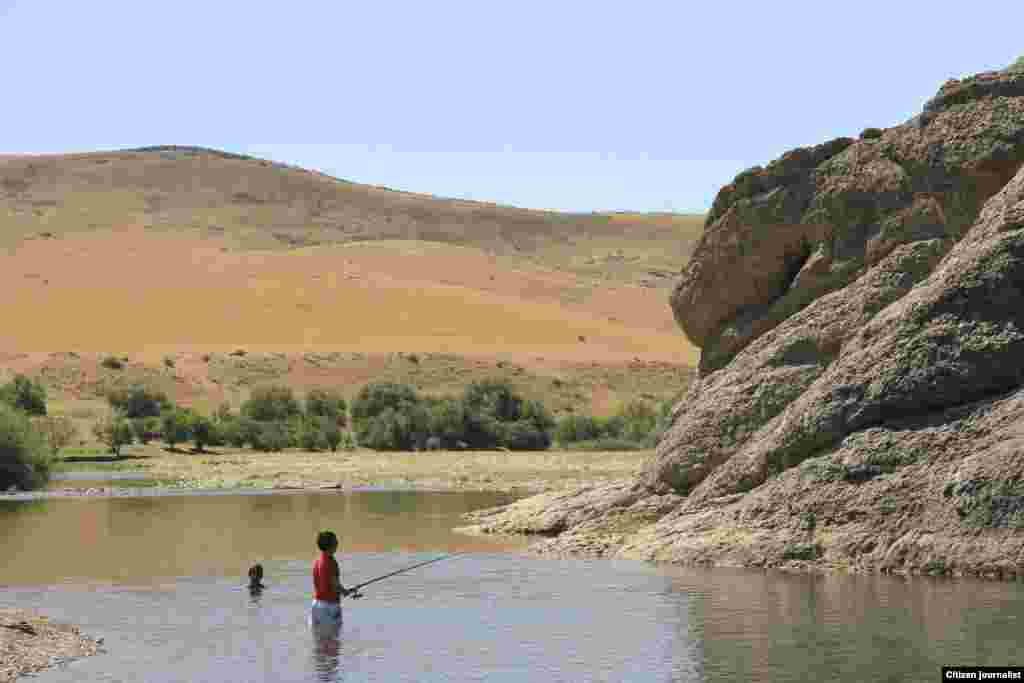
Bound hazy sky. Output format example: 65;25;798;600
1;2;1020;213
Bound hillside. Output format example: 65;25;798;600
0;146;701;419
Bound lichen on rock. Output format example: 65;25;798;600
468;68;1024;579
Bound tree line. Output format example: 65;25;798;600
0;373;676;491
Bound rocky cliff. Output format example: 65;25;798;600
464;66;1024;579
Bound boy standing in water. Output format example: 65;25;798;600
311;531;352;628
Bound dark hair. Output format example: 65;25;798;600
248;564;263;580
316;531;338;551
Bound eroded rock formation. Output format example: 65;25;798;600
465;67;1024;578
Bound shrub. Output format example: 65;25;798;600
351;383;418;422
219;419;247;448
521;399;555;432
0;374;48;416
859;127;884;140
92;416;133;456
555;415;603;444
1006;55;1024;73
190;414;217;452
32;415;78;454
0;404;52;490
305;388;347;425
241;385;301;422
237;417;263;448
251;421;290;452
107;385;170;419
427;398;467;448
360;403;432;451
564;437;647;451
101;356;124;370
161;409;194;448
504;420;551;450
131;416;162;445
617;400;658;441
323;423;343;452
298;417;328;451
462;380;522;422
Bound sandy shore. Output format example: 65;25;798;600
52;445;653;495
0;609;100;682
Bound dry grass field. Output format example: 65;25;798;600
0;146;702;434
52;443;653;493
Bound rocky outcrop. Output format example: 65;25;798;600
466;67;1024;579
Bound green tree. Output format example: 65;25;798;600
93;416;133;456
161;409;193;448
427;397;467;448
106;385;169;419
323;423;343;452
0;403;52;490
219;419;247;448
617;400;657;441
190;414;217;452
241;385;301;422
0;374;48;416
555;415;602;444
505;420;551;450
351;383;418;422
462;380;522;422
251;421;290;452
130;416;162;445
305;388;347;425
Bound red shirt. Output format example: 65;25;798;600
313;552;340;602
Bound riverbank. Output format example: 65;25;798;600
0;609;100;682
43;444;652;495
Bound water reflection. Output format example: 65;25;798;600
0;490;521;586
311;622;343;682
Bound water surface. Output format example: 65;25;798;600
2;490;1023;682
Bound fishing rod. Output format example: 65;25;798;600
345;553;463;599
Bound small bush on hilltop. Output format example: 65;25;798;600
241;385;302;422
1006;55;1024;73
0;404;53;490
0;374;48;416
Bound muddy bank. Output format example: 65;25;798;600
0;608;100;682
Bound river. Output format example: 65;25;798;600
1;486;1022;681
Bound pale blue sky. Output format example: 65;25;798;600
1;1;1020;213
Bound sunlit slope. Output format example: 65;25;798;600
4;229;696;363
0;147;702;364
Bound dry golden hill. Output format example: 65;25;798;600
0;146;701;418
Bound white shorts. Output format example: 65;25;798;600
310;600;342;628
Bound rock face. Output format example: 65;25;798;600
467;67;1024;579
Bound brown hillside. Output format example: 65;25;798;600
0;146;700;420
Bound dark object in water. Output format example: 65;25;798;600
248;564;265;595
